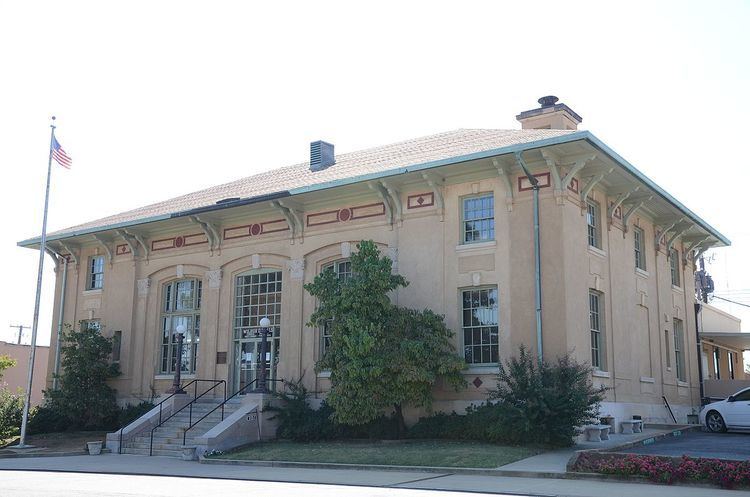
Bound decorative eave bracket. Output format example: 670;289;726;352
189;216;221;255
607;186;640;226
684;235;711;266
422;172;445;221
272;200;304;244
654;217;684;252
116;229;139;259
381;180;402;227
92;234;114;268
369;182;396;230
44;244;60;268
621;195;653;237
491;158;515;211
124;230;149;263
541;150;596;205
57;241;79;266
579;167;614;214
666;222;693;252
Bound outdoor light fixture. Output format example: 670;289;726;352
168;323;188;394
255;317;272;393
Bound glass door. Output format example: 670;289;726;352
233;269;282;393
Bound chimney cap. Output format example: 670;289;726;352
538;95;559;107
516;95;582;130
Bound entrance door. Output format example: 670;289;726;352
232;269;282;393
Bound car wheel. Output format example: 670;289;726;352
706;411;727;433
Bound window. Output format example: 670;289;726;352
589;290;605;370
713;347;721;379
733;389;750;402
87;256;104;290
82;319;101;333
728;351;735;380
462;194;495;244
634;227;646;270
461;287;499;364
586;199;602;249
234;270;282;339
320;259;352;355
664;330;671;368
670;249;681;287
673;318;685;381
112;330;122;363
160;279;201;374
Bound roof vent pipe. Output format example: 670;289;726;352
310;140;335;172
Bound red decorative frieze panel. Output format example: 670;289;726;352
115;244;131;256
306;202;386;227
407;192;435;209
517;172;551;192
223;219;289;241
567;177;579;194
151;233;208;252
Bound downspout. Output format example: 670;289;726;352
514;152;543;360
694;302;704;404
52;257;68;390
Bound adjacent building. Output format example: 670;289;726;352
19;97;730;424
0;341;49;406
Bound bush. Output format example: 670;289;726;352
410;347;605;447
0;389;23;439
118;401;155;427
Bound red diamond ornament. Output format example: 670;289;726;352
472;377;483;388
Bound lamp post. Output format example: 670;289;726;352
168;323;187;394
254;317;272;393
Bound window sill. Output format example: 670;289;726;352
456;240;497;253
592;369;611;378
635;268;649;278
672;285;683;294
587;246;607;258
317;371;331;378
154;374;196;380
82;289;102;296
463;366;500;375
677;380;689;388
639;376;655;384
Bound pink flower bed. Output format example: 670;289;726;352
574;452;750;489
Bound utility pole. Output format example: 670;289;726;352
9;324;30;345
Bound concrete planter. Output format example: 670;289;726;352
87;441;103;455
181;446;198;461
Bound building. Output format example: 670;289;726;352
698;303;750;400
0;341;49;406
19;97;730;425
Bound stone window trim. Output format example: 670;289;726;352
461;193;495;245
634;226;646;271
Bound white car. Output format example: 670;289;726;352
699;387;750;432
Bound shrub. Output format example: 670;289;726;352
118;401;155;427
0;389;23;439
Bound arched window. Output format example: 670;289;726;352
160;278;201;374
319;259;352;356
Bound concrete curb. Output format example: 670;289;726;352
0;448;111;459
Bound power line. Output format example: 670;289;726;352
712;295;750;308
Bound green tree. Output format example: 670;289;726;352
0;354;16;380
305;240;465;435
31;323;120;432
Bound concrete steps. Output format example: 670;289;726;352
120;399;241;457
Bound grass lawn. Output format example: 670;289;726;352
212;440;542;468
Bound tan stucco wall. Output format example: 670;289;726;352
0;341;49;406
701;304;742;332
43;158;703;423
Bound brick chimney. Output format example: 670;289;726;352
516;96;582;130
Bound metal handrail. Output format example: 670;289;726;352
118;378;203;454
148;379;226;456
182;378;284;445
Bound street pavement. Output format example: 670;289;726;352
620;431;750;460
1;454;749;497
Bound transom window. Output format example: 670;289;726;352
589;289;605;370
87;256;104;290
670;249;681;287
160;279;201;374
634;227;646;270
320;259;352;356
462;194;495;244
586;199;602;249
234;270;282;340
461;287;499;364
673;318;685;381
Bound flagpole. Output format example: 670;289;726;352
16;116;57;448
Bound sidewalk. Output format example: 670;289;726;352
1;453;747;497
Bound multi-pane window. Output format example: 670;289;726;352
160;279;201;374
234;270;282;339
673;318;685;382
664;330;671;368
634;227;646;270
320;259;352;356
461;287;499;364
728;351;736;380
462;194;495;244
586;199;602;249
87;256;104;290
82;319;101;333
589;290;605;370
670;249;681;287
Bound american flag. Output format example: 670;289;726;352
51;135;72;169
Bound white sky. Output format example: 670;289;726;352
1;1;749;350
